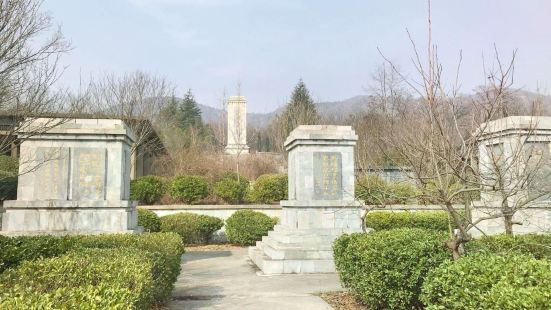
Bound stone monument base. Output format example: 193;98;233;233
225;144;249;155
249;202;362;275
1;200;139;235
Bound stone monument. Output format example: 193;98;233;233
249;125;362;274
225;96;249;155
472;116;551;236
1;118;139;235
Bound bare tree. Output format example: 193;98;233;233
84;71;173;154
0;0;75;155
372;0;542;258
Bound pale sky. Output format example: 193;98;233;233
43;0;551;113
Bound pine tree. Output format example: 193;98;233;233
180;89;203;130
159;95;183;126
271;79;321;151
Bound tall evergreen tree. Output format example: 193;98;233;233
159;95;183;126
180;89;203;130
271;79;321;151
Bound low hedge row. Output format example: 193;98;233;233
466;233;551;259
0;232;184;308
225;210;278;245
365;211;452;232
130;172;288;205
334;229;451;309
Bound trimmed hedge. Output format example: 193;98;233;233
225;210;278;245
0;235;74;273
333;229;451;309
0;247;155;309
421;252;551;309
365;211;451;232
130;176;166;205
0;155;18;200
169;175;209;204
138;208;162;232
160;212;224;245
213;173;249;204
248;173;287;203
466;233;551;259
356;175;417;205
0;283;135;309
0;232;184;306
76;232;184;303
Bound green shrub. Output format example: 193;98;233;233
160;212;223;245
0;283;134;310
466;233;551;259
421;253;551;309
0;247;155;309
248;173;287;203
75;232;184;303
169;175;209;204
138;208;162;232
213;173;249;204
356;175;417;204
130;176;166;205
0;155;18;200
225;210;278;245
333;229;451;309
365;211;451;232
0;232;184;305
355;175;386;204
390;182;418;203
0;235;74;273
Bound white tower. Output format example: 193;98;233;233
225;95;249;154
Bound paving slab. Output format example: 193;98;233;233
169;247;342;310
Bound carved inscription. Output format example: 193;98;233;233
35;147;69;200
313;152;342;200
72;148;106;200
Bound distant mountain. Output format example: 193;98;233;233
195;91;551;129
197;95;373;128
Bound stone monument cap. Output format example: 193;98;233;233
18;117;135;144
284;125;357;151
477;116;551;140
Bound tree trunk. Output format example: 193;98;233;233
445;238;462;261
503;200;514;236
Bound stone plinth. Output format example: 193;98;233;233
472;116;551;236
225;96;249;155
1;118;139;235
249;125;362;274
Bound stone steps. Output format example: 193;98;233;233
249;245;336;274
259;237;334;260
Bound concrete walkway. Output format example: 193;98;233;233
168;247;342;310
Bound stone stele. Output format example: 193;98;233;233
225;95;249;155
249;125;362;274
1;118;139;235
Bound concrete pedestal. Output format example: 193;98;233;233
1;118;139;235
249;125;362;274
